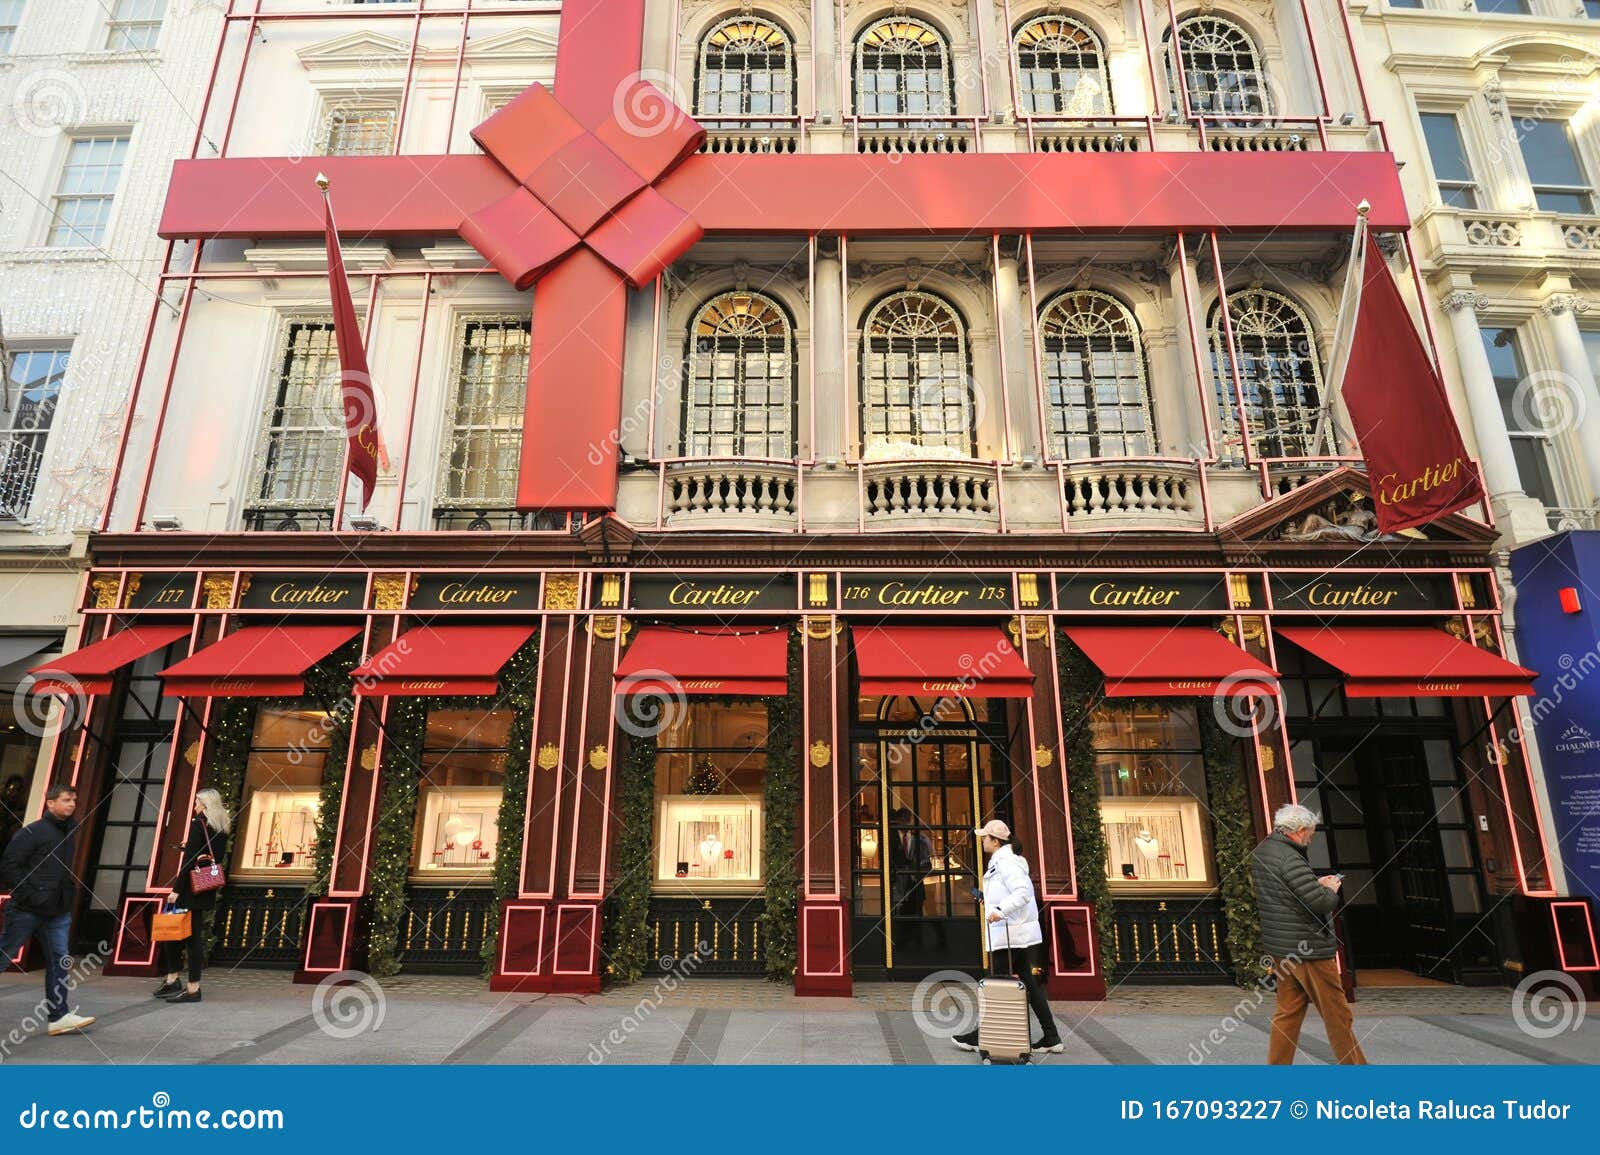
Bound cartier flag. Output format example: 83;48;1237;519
1341;240;1486;533
321;191;379;510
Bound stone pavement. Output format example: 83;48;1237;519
0;970;1593;1066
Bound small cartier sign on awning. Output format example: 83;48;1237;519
614;627;789;696
352;625;535;696
853;626;1035;699
1063;626;1278;698
28;625;191;696
159;625;360;697
1277;626;1536;697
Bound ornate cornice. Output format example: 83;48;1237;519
1442;289;1488;314
1541;293;1591;317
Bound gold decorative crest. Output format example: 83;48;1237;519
589;615;632;643
184;739;203;768
201;574;235;609
809;740;831;769
543;574;580;610
1032;744;1053;769
587;745;609;771
1228;573;1253;609
1018;573;1040;609
807;573;831;607
1218;616;1267;645
536;743;559;771
598;574;622;608
89;575;120;610
372;575;411;611
803;615;841;639
359;744;379;771
1258;747;1277;771
1005;615;1049;646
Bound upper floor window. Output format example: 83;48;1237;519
105;0;164;50
0;0;23;53
859;290;974;457
854;17;952;122
1039;290;1152;459
1587;0;1600;17
1014;16;1110;117
1166;15;1268;117
247;318;342;529
320;100;399;157
1210;289;1326;460
1517;119;1593;214
696;16;794;127
1419;111;1478;209
48;135;129;248
1482;325;1562;507
681;291;796;459
1;346;68;519
437;315;529;508
1476;0;1530;12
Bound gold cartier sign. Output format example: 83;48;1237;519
1376;457;1465;508
400;680;448;691
238;574;363;610
411;574;540;611
1056;573;1230;613
629;574;796;611
1269;574;1450;612
841;575;1012;610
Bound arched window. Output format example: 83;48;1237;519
1210;288;1326;460
1014;16;1110;117
681;291;796;458
696;15;794;128
859;290;974;456
1165;15;1268;117
1039;290;1152;459
854;17;952;123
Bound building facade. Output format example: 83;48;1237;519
15;0;1589;995
0;2;218;847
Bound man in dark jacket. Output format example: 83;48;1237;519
1251;803;1364;1064
0;784;95;1035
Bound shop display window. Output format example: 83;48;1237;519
412;708;509;880
1092;701;1214;888
652;701;767;891
233;707;331;878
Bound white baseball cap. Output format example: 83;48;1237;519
975;819;1011;841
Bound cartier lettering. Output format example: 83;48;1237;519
1376;458;1465;507
1304;581;1400;608
267;582;355;606
401;680;448;691
434;581;517;606
1087;581;1181;608
667;581;760;607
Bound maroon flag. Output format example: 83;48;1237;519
321;183;379;510
1341;240;1486;533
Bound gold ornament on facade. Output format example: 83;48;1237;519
372;575;412;611
1005;615;1049;646
807;573;830;607
1018;573;1041;609
1227;573;1253;609
587;745;609;771
536;743;559;771
1258;747;1276;771
359;744;379;771
201;575;235;609
1033;744;1054;769
1443;620;1468;642
90;575;120;610
809;739;831;769
183;739;203;768
543;574;581;611
598;574;622;608
803;616;841;639
1455;574;1478;610
589;615;631;643
1218;616;1266;645
121;574;143;607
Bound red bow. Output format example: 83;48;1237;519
459;80;705;291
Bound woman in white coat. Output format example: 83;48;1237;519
953;819;1064;1054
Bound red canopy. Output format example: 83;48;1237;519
159;625;360;697
1276;626;1536;698
352;625;535;696
614;627;788;696
853;626;1035;699
1063;626;1278;697
26;625;191;696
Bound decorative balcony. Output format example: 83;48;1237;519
860;459;999;530
1060;460;1203;530
1463;216;1522;248
853;119;976;155
696;122;802;156
661;461;800;531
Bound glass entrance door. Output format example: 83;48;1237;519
849;696;1012;979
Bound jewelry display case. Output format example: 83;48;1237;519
235;788;320;877
414;786;502;877
654;794;763;891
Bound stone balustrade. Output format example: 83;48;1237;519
662;462;799;529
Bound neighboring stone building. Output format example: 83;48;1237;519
0;3;219;826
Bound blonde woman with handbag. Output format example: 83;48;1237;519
155;788;231;1004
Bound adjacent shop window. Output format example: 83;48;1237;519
1039;289;1152;459
1517;119;1593;214
1;345;68;519
859;290;975;457
1210;288;1327;460
1093;701;1214;887
437;315;529;507
681;291;795;459
0;0;23;53
246;318;342;530
1481;325;1564;508
653;701;767;889
233;708;330;877
1166;15;1268;117
1419;111;1479;209
1014;16;1110;117
48;134;129;247
105;0;163;50
696;16;794;127
413;708;509;878
854;17;952;123
318;99;400;157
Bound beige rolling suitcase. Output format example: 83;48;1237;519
977;926;1031;1065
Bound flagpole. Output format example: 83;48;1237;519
1311;199;1370;457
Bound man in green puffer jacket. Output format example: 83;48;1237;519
1251;803;1367;1065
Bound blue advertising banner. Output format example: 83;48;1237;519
1511;531;1600;901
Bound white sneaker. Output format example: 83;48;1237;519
951;1036;978;1053
48;1012;95;1035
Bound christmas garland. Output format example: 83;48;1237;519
482;639;539;973
605;728;658;985
1198;710;1266;987
758;630;801;982
1055;634;1118;976
362;697;427;978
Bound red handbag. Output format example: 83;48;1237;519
187;822;226;894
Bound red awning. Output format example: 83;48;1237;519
352;625;535;697
614;627;788;696
1063;626;1278;697
853;626;1035;699
26;625;191;695
1277;626;1536;698
159;625;360;697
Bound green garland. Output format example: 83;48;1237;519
758;631;801;982
1056;634;1118;976
482;640;539;973
605;728;658;985
1198;710;1266;987
362;697;427;978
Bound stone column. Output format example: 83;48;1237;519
972;0;1013;122
1540;293;1600;505
812;0;840;124
993;241;1034;460
812;239;846;462
1442;289;1524;501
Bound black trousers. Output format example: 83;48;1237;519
160;907;208;984
959;946;1060;1043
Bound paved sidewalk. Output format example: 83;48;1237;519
0;971;1592;1065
